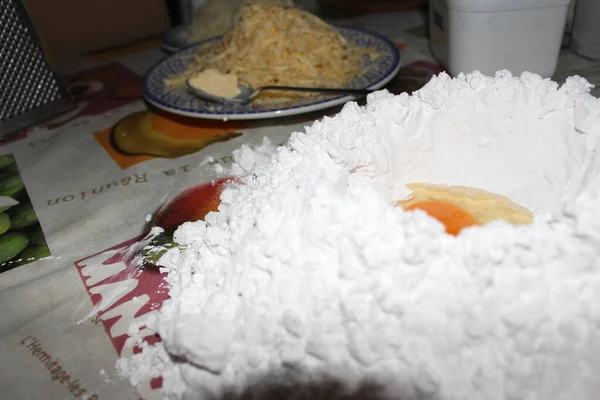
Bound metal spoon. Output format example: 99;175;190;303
186;80;374;105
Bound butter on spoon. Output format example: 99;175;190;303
186;65;374;106
188;69;242;99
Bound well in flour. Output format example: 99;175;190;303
119;70;600;400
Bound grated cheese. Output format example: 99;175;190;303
167;3;379;104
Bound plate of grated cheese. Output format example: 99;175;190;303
144;4;401;120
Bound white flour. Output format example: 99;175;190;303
118;71;600;400
227;137;277;176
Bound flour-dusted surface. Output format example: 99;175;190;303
118;71;600;399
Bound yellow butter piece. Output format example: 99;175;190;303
188;69;241;99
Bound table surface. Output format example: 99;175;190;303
1;9;599;400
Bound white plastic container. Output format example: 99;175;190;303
572;0;600;60
429;0;572;78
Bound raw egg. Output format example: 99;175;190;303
404;200;479;236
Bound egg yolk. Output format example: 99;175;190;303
404;200;479;236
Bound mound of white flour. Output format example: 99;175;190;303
118;71;600;400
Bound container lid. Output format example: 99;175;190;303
445;0;572;13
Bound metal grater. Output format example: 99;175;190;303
0;0;74;139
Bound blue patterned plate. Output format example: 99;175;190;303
144;26;401;120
